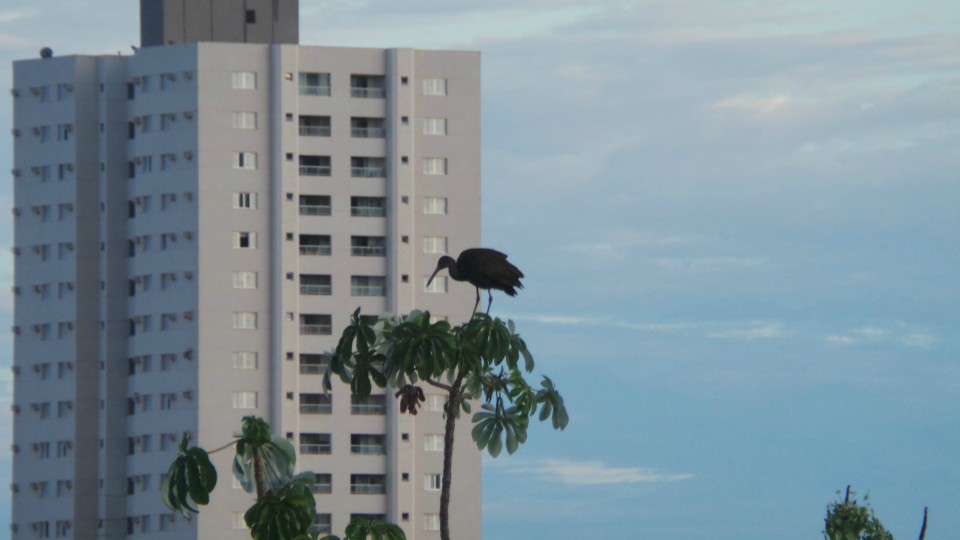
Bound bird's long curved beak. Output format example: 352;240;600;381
426;264;444;288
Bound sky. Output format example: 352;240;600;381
1;1;958;538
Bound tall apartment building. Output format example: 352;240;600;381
11;1;482;538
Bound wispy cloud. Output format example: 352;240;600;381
654;256;767;272
826;335;858;347
507;313;698;335
507;459;693;486
825;326;938;349
510;314;795;342
713;94;794;115
562;230;688;262
901;332;936;349
707;323;789;341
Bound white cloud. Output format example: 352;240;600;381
707;323;788;341
509;459;693;486
902;332;936;349
826;335;857;346
0;11;28;24
654;256;767;272
0;32;27;49
562;230;688;262
855;327;888;339
713;94;793;115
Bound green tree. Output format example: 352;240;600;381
823;486;930;540
162;416;405;540
824;486;894;540
327;309;568;540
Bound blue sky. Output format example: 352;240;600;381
1;1;958;538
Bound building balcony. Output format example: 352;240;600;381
299;444;331;455
300;324;332;335
300;284;332;296
299;125;331;137
299;165;331;177
350;166;385;178
351;286;385;297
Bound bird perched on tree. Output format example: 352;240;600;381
426;248;524;314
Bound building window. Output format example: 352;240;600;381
160;313;177;331
424;474;442;491
299;353;331;374
351;395;386;415
422;117;447;135
351;236;386;257
426;394;446;412
311;474;333;494
139;155;153;173
234;192;257;209
299;433;332;455
57;123;74;141
311;514;333;535
299;72;331;96
160;393;176;410
160;113;176;131
233;151;257;170
300;314;332;335
299;394;332;414
232;391;257;409
422;78;448;96
422;236;448;254
299;274;332;296
232;271;258;289
424;513;441;531
351;474;386;495
299;155;331;176
32;521;50;537
424;435;444;452
299;195;331;216
232;72;257;90
232;112;257;129
233;352;258;370
350;74;386;98
423;157;447;176
233;312;257;330
299;115;331;136
234;232;257;249
351;157;386;178
424;276;447;293
350;196;385;217
350;275;386;297
245;9;256;23
351;434;386;455
299;234;331;255
350;117;385;138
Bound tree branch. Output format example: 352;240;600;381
206;439;239;455
918;507;928;540
425;378;452;392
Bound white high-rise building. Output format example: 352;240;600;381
11;1;482;538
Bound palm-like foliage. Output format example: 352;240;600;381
328;309;568;540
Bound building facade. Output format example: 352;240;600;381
11;3;482;538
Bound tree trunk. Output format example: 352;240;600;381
440;374;464;540
253;450;267;500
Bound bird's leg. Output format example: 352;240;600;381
472;287;480;314
485;290;493;314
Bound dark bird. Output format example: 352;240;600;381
427;248;524;314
